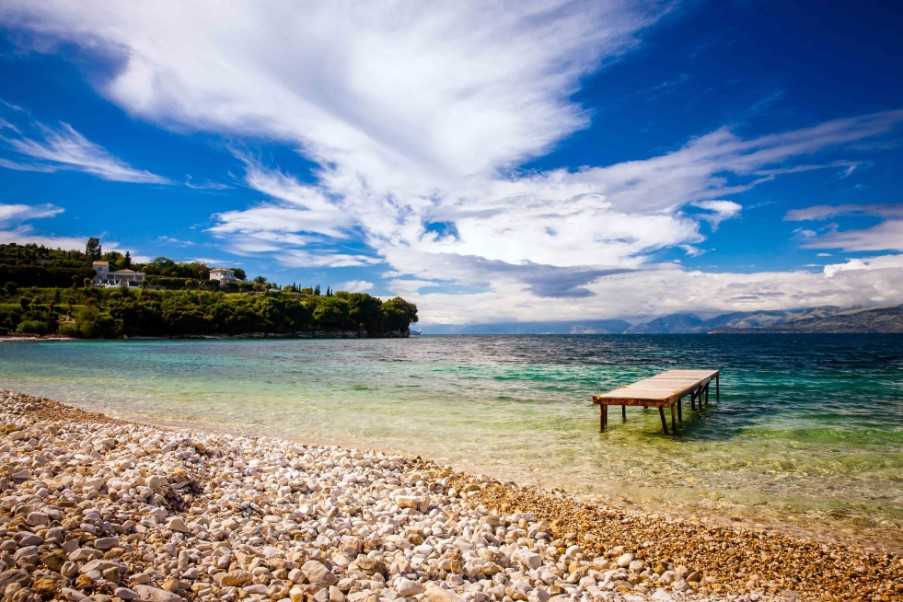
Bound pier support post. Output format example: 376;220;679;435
622;405;626;422
600;404;608;432
670;403;678;433
705;383;710;406
716;373;720;402
677;398;683;422
658;407;669;434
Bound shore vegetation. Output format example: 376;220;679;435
0;242;417;338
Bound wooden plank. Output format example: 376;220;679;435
593;369;719;405
593;369;719;434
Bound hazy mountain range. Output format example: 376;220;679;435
420;304;903;335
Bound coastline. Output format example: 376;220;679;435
1;390;899;601
0;330;410;342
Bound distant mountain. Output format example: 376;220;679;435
715;304;903;333
421;319;631;335
420;304;903;335
625;313;704;334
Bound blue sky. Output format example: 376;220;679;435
1;1;902;324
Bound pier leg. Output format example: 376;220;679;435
670;403;678;433
690;389;696;411
600;404;608;432
658;407;669;434
705;383;710;406
622;405;626;422
677;398;683;423
716;374;720;402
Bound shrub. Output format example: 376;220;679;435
16;320;50;335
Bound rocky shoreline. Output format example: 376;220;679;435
0;391;898;602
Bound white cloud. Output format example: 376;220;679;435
690;200;742;230
823;253;903;277
0;225;95;250
338;280;374;293
1;121;170;183
803;220;903;252
787;203;903;252
0;202;63;224
0;157;57;173
279;250;382;269
785;203;903;221
155;235;196;247
4;3;903;321
0;202;143;257
405;256;903;324
184;176;230;191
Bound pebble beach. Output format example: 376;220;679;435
0;390;899;602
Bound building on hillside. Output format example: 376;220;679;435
93;261;145;288
209;268;239;286
92;261;110;282
110;269;145;288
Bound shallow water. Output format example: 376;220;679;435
2;334;901;549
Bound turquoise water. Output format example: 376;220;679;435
1;335;901;549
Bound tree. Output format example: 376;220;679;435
232;268;246;281
85;237;102;261
381;297;418;333
312;295;351;330
123;251;132;268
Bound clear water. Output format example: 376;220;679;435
1;335;901;550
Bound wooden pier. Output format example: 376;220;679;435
592;369;719;434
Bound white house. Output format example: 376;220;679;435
93;261;145;288
209;268;239;286
110;269;145;288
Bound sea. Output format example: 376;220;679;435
2;334;900;550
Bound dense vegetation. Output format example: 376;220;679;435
0;242;417;338
1;241;248;291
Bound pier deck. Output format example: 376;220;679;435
592;369;719;434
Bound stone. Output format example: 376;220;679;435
516;550;542;570
80;559;121;575
133;585;186;601
32;577;59;595
651;590;674;602
94;536;119;550
616;553;634;568
129;571;154;585
394;577;424;597
69;547;100;562
25;511;49;527
166;517;188;533
19;533;42;546
218;570;251;587
528;588;550;602
61;588;91;601
289;585;305;602
302;560;337;586
424;585;463;602
115;587;139;600
396;496;428;512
